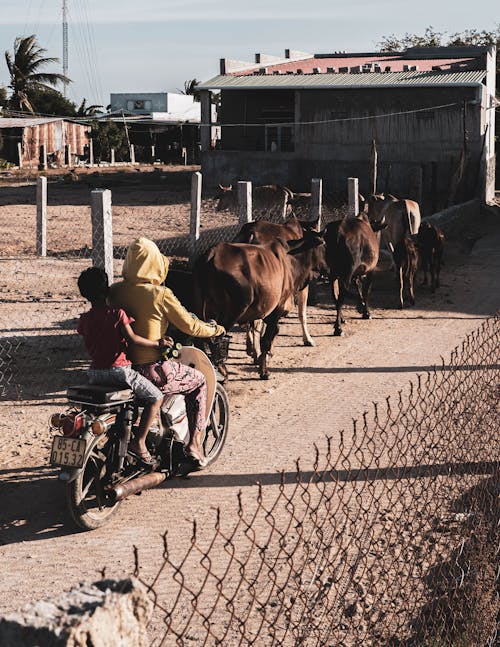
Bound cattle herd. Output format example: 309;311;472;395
168;185;445;380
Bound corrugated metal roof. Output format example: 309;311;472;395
0;117;67;128
199;70;486;90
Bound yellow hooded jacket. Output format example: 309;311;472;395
108;238;225;365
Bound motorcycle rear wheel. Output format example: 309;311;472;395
203;383;229;467
66;434;121;530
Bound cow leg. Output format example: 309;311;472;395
430;256;436;293
332;279;346;336
421;257;429;286
435;257;441;289
297;285;314;347
258;310;281;380
409;269;416;305
331;277;346;327
356;274;373;318
397;267;404;309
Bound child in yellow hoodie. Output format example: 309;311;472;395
109;238;225;467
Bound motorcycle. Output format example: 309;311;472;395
48;342;229;530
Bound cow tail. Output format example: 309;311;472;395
402;200;412;236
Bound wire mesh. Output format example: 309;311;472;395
131;315;499;647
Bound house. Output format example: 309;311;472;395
105;92;217;164
0;117;90;168
198;46;496;210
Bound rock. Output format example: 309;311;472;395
0;577;152;646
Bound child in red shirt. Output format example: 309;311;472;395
77;267;171;467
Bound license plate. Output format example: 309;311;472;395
50;436;86;468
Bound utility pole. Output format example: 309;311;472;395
62;0;68;96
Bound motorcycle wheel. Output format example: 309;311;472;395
203;382;229;466
66;433;121;530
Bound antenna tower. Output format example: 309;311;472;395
62;0;68;96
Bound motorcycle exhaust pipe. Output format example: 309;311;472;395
112;471;167;502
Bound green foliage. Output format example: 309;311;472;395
0;85;7;107
90;120;129;162
181;78;200;101
4;34;70;112
76;99;104;117
29;88;77;116
377;24;500;52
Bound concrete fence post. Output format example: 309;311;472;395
311;178;322;229
151;145;155;163
110;148;115;165
130;144;136;165
36;176;47;257
39;144;47;171
238;181;252;224
17;143;23;168
189;172;202;263
89;139;94;166
348;177;359;216
64;144;71;166
91;189;114;283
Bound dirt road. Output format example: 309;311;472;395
1;212;499;617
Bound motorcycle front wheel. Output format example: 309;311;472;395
66;433;121;530
203;382;230;467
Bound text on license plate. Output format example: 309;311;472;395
50;436;86;468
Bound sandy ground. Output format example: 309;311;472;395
0;171;499;636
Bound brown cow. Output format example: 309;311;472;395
392;237;419;309
324;214;381;336
234;216;319;352
417;221;445;292
193;230;325;379
216;184;293;221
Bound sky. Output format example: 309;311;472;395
0;0;498;109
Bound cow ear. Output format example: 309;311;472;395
287;232;324;255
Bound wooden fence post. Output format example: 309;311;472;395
39;144;47;171
189;172;202;263
36;176;47;257
311;178;322;229
238;181;252;224
91;189;114;283
348;177;359;216
370;139;378;195
89;139;94;166
130;144;136;165
17;143;23;168
110;148;115;165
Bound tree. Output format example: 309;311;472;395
4;35;70;112
28;88;76;116
181;78;200;101
76;99;104;118
90;119;129;163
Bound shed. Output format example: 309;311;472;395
0;117;91;168
198;45;496;210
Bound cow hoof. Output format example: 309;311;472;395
362;312;372;320
304;339;315;347
399;304;404;310
259;373;269;380
333;328;342;337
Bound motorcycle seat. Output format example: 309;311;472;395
67;383;134;405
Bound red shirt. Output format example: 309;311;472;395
77;306;134;369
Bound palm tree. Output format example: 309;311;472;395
76;98;103;118
5;35;70;113
181;78;200;101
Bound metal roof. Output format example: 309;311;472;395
199;70;486;90
0;117;69;128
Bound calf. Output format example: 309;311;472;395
392;237;419;309
417;221;445;292
324;215;380;336
194;230;324;379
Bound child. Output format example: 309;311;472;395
77;267;171;467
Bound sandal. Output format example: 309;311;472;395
184;449;207;469
128;442;156;468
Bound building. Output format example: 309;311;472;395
105;92;216;164
198;46;496;210
0;117;90;168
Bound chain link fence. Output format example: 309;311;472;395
131;315;499;647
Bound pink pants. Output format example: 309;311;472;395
135;360;207;439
